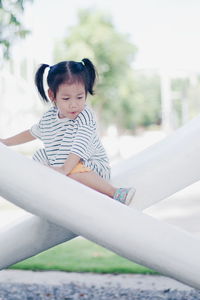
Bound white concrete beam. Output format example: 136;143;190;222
0;215;76;269
0;143;200;289
112;114;200;210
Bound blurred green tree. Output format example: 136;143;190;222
187;76;200;119
171;78;189;127
131;72;161;128
171;76;200;128
0;0;32;59
54;8;137;131
54;8;161;132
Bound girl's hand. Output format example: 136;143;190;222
0;139;6;145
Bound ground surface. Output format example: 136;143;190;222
0;270;200;300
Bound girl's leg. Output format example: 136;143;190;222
68;171;117;198
68;171;136;205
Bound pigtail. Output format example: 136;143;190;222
34;64;50;103
82;58;97;95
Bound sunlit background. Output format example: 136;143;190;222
1;0;200;235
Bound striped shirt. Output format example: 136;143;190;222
30;105;110;180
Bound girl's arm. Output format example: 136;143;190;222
0;130;36;146
51;153;80;175
62;153;80;175
63;153;80;175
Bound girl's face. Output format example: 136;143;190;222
48;82;86;119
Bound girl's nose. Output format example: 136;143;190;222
69;100;77;108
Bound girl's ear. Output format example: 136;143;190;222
48;89;56;102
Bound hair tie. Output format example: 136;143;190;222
81;61;85;66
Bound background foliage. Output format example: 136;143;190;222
54;8;161;132
2;4;197;132
0;0;32;59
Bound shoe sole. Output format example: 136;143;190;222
125;188;136;205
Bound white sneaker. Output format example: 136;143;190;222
113;187;136;205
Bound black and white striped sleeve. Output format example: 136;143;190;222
30;120;42;139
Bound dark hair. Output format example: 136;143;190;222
34;58;97;103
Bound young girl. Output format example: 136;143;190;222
0;58;136;205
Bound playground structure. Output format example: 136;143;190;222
0;115;200;289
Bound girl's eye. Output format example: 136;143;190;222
77;97;83;100
63;98;69;101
